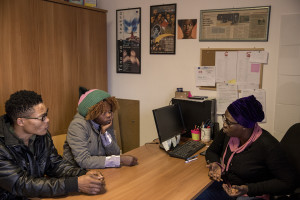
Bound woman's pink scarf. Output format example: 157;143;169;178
222;123;262;172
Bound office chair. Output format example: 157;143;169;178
274;123;300;200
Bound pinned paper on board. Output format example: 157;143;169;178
215;51;238;83
195;66;216;86
199;48;264;91
228;79;236;84
251;63;260;72
216;83;238;114
237;51;261;90
249;51;269;64
240;89;267;122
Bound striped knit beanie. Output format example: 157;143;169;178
78;89;110;117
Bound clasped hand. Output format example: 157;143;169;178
206;162;223;182
222;184;248;197
78;170;106;195
206;162;248;197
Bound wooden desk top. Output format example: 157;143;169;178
44;142;212;200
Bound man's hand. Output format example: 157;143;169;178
222;184;248;197
206;162;223;182
78;173;106;195
86;170;104;181
120;155;138;166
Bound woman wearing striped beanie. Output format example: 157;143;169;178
63;89;137;169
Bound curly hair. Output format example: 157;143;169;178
86;96;119;121
5;90;43;123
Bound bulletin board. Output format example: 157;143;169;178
199;48;264;90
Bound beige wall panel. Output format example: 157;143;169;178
276;75;300;106
274;104;300;141
278;45;300;76
113;111;122;152
117;99;140;153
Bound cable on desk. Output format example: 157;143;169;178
145;142;159;145
145;138;159;145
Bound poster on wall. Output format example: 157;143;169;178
178;19;197;39
69;0;83;5
199;6;271;41
150;4;176;54
116;8;141;74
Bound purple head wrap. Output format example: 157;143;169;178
227;95;264;128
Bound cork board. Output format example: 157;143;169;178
199;48;264;90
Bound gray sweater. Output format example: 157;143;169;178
63;113;120;169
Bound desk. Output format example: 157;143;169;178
45;142;212;200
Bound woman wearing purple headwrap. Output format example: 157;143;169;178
196;95;296;200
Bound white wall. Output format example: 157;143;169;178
274;13;300;140
97;0;300;145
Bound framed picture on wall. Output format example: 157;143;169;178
150;4;176;54
69;0;83;5
84;0;97;7
199;6;271;41
178;19;197;39
116;8;141;74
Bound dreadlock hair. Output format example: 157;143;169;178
5;90;43;124
85;96;119;121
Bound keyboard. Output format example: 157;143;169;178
168;140;206;160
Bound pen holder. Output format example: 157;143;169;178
191;130;200;141
201;128;211;143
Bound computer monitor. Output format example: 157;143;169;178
152;103;186;143
171;98;216;138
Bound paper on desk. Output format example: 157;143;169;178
240;89;267;122
249;51;269;64
216;83;238;114
162;135;181;151
195;66;216;86
162;140;171;151
176;135;181;145
171;137;177;148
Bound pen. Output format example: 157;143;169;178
186;154;198;161
185;157;198;163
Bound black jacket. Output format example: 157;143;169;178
0;115;87;200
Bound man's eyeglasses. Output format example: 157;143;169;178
22;109;48;122
222;114;238;126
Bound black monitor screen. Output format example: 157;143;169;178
152;103;186;143
172;98;215;137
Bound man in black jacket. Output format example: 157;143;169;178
0;90;105;199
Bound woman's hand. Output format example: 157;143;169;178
222;184;248;197
100;118;113;134
120;155;138;166
206;162;223;182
